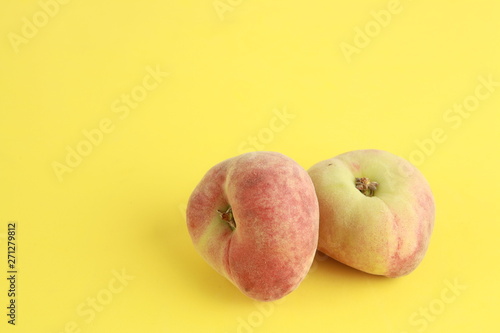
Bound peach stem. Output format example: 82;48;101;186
355;177;379;197
218;206;236;230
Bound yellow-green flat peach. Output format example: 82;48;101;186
308;149;435;277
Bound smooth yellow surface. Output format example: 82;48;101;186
1;1;499;332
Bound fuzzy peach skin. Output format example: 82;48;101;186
186;151;319;301
308;149;435;277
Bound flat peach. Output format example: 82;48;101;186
308;149;435;277
187;151;319;300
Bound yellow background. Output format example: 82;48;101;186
1;1;499;332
